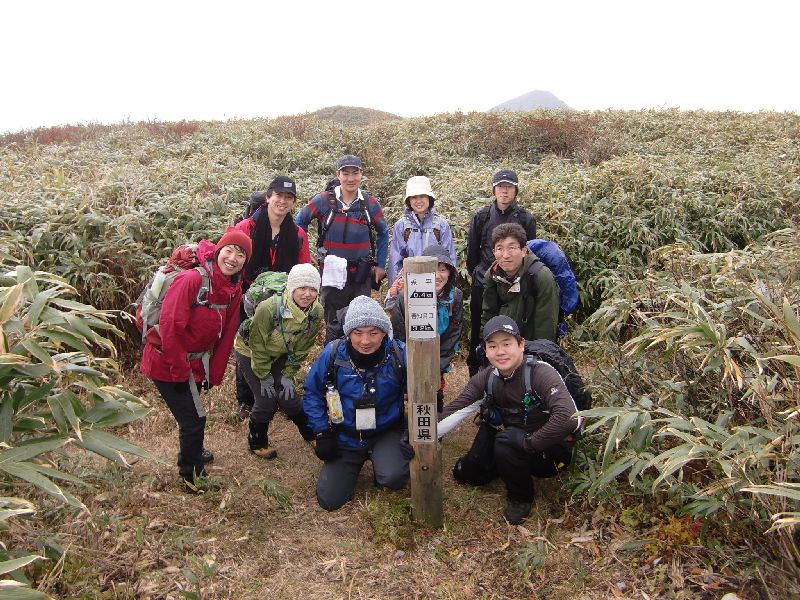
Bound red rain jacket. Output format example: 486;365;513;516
139;240;243;385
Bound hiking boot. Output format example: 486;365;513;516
503;500;532;524
200;448;214;464
248;419;277;459
250;445;278;459
237;403;252;420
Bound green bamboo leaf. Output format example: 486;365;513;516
78;429;157;462
20;340;54;368
0;579;53;599
741;483;800;502
0;462;85;509
770;354;800;367
39;328;91;354
0;554;46;576
26;289;58;328
782;298;800;341
0;508;35;523
63;314;98;342
0;438;69;465
0;285;24;325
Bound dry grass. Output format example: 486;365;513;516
6;354;770;599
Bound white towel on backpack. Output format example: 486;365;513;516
321;254;348;289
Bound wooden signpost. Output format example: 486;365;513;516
403;256;443;528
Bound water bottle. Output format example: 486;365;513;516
326;384;344;424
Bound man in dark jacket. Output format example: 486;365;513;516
465;170;536;375
440;316;581;524
481;223;559;343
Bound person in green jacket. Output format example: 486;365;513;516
480;223;559;343
234;264;323;458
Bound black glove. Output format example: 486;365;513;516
495;427;528;451
174;381;190;394
314;430;339;461
399;431;415;461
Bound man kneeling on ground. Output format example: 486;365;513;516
440;315;581;524
303;295;413;510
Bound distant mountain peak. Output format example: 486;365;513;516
310;105;401;126
489;90;571;112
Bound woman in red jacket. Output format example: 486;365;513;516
140;228;252;492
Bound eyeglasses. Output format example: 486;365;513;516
493;244;522;255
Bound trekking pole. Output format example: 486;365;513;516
403;256;443;528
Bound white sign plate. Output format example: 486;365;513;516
412;403;437;443
406;272;437;339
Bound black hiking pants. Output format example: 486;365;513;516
235;303;255;409
466;280;484;376
154;379;207;481
494;439;572;503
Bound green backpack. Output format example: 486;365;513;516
238;271;289;342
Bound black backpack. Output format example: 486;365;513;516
235;191;268;224
481;339;591;412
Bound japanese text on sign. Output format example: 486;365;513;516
406;272;436;339
412;403;437;443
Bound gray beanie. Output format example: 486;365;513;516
286;264;321;296
343;295;393;338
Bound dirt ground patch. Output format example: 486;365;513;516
13;356;763;599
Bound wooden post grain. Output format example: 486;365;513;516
403;256;443;528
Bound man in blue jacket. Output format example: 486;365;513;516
296;155;390;344
303;295;413;511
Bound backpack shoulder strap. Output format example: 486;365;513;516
326;338;343;386
272;294;283;330
318;191;339;248
390;340;406;388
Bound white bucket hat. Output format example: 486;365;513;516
404;176;436;203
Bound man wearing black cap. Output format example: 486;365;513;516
296;155;390;344
465;170;537;376
232;175;312;419
440;315;581;524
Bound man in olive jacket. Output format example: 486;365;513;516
481;223;559;343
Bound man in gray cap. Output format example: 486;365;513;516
303;296;412;510
439;315;581;524
465;170;537;375
296;155;390;344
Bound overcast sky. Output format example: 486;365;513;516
1;0;798;133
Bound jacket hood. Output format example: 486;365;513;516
422;243;455;269
422;243;457;288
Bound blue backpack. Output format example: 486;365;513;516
527;239;579;337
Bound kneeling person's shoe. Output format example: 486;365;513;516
504;500;532;524
250;445;278;460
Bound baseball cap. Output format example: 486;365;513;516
337;154;363;171
482;315;522;341
267;175;297;197
492;169;519;187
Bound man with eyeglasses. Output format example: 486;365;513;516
481;223;559;344
466;170;537;375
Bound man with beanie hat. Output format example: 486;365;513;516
387;176;456;286
465;169;537;375
303;296;413;510
234;263;323;459
295;155;390;344
233;175;312;420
